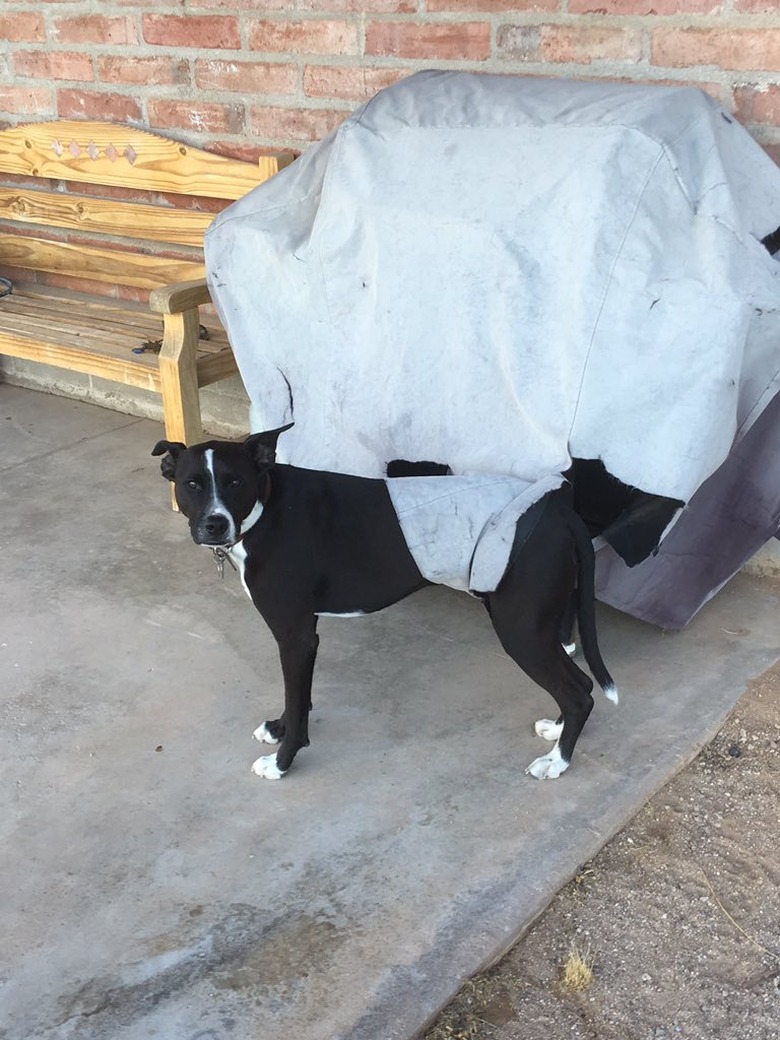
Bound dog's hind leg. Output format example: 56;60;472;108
485;504;595;778
252;617;319;779
491;615;594;779
559;589;578;656
523;651;593;779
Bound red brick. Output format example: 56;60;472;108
195;59;297;95
652;29;780;72
143;14;241;49
0;12;45;42
249;19;359;55
0;173;45;191
0;85;52;116
570;0;720;11
192;143;270;168
763;142;780;168
65;182;224;215
53;15;137;46
497;23;642;64
148;99;245;136
365;21;491;60
303;64;410;100
39;271;121;298
57;89;142;123
735;0;778;9
734;85;780;126
209;142;298;167
0;265;41;290
98;56;190;87
196;0;295;8
302;0;416;11
15;51;94;82
653;77;726;102
63;183;155;205
428;0;558;10
250;104;347;144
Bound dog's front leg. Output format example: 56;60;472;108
251;618;319;780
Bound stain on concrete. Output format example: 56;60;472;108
211;911;339;992
51;901;348;1038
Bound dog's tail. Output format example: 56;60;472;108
567;509;619;705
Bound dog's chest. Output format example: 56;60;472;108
227;542;252;600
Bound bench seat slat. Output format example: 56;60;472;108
2;287;231;356
0;289;235;388
0;327;163;391
0;310;157;354
1;287;162;328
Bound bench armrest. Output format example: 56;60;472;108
149;278;211;315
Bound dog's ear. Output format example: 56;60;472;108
244;422;294;469
151;440;186;482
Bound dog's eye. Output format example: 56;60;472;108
186;479;200;490
229;478;242;488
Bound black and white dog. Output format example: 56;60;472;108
153;426;617;780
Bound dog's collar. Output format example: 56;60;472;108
236;472;270;538
236;472;271;540
239;497;265;538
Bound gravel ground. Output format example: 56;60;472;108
424;657;780;1040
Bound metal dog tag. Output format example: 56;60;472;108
212;547;226;578
212;547;238;579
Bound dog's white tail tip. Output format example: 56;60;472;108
604;682;619;705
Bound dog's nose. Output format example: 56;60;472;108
202;514;229;541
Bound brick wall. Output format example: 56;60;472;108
0;1;778;163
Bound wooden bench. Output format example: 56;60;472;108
0;120;281;448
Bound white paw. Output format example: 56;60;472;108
251;753;287;780
253;722;279;744
534;718;564;742
526;745;569;779
562;642;577;656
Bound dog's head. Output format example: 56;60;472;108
152;423;293;547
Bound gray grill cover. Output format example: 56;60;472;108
205;71;780;625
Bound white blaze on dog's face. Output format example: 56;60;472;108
152;425;293;548
162;441;265;547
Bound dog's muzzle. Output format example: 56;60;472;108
195;512;233;546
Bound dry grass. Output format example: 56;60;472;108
561;941;594;992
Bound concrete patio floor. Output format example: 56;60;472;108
2;384;778;1040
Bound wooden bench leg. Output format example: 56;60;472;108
158;308;202;510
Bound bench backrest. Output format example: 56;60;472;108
0;120;281;295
